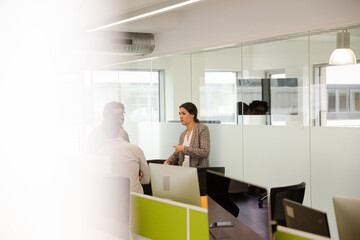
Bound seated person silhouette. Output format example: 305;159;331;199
248;100;268;115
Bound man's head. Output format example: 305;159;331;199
101;115;122;139
249;100;268;115
103;101;126;124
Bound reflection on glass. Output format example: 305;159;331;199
339;90;350;112
352;91;360;112
237;77;299;125
317;64;360;126
328;91;336;112
270;78;298;115
200;71;237;123
241;35;308;126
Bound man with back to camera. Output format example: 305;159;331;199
97;115;150;194
86;101;130;155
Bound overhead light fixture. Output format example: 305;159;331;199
88;0;200;32
329;30;357;65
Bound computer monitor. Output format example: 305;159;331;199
197;167;225;196
333;195;360;240
149;164;201;207
206;170;270;239
283;199;330;237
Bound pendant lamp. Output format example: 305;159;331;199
329;30;357;65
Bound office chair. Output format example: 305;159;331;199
197;167;225;196
258;192;268;208
142;159;166;195
268;182;306;226
147;159;166;164
206;170;240;218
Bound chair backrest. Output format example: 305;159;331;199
147;159;166;164
197;167;225;196
270;182;306;226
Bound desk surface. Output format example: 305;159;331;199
208;196;265;240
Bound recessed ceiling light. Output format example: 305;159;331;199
88;0;200;32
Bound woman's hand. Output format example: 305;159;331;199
173;145;185;153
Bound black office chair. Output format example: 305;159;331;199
258;192;268;207
142;159;166;195
197;167;225;196
206;170;240;218
268;182;306;226
147;159;166;164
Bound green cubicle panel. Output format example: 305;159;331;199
274;226;331;240
131;193;208;240
189;209;209;239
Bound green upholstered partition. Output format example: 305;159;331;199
274;226;331;240
131;193;208;240
189;209;208;239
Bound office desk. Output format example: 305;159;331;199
208;196;264;240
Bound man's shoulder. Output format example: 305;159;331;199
123;141;145;157
126;141;142;151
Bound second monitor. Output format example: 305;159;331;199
333;195;360;240
283;198;331;238
149;164;201;207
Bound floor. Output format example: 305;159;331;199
231;193;270;240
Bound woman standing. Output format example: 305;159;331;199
164;102;210;167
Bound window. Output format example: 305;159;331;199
200;71;237;123
316;64;360;126
85;70;161;126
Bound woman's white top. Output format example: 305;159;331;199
182;130;193;167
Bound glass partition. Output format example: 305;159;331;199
310;26;360;127
84;24;360;129
84;59;154;138
151;53;192;122
84;22;360;240
191;47;242;124
241;34;309;126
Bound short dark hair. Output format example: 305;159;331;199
103;102;125;119
179;102;200;123
101;115;122;138
249;100;268;113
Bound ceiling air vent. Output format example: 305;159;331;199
87;32;155;56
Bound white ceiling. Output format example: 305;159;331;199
83;0;207;33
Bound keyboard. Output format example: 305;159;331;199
209;228;231;239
